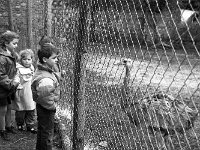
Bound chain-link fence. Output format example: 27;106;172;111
50;0;200;150
1;0;200;149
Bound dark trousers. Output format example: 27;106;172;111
15;110;36;128
36;104;55;150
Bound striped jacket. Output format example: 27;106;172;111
31;63;60;110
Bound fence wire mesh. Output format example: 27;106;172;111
50;0;200;150
1;0;200;149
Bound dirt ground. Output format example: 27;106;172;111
0;111;36;150
0;111;62;150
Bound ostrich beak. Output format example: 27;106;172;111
113;61;124;66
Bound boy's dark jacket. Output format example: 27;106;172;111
31;63;60;110
0;47;18;99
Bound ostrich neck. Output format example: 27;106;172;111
124;65;130;87
120;64;131;109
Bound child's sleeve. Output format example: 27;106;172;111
13;70;20;83
0;56;18;90
14;70;23;90
36;78;55;98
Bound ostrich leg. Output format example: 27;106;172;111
164;136;173;150
155;132;173;150
155;132;165;150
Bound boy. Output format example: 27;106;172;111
38;35;63;75
31;44;60;150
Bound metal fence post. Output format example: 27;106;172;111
72;0;87;150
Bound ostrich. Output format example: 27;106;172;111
114;59;198;150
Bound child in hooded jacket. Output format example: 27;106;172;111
12;49;37;133
32;43;61;150
0;31;20;141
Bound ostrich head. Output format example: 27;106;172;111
114;58;132;82
114;57;132;67
114;58;132;66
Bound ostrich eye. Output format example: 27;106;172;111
166;102;170;107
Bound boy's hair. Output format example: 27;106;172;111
37;44;59;64
0;31;19;48
19;49;34;62
39;35;53;47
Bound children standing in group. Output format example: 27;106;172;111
32;43;61;150
0;31;20;141
12;49;37;134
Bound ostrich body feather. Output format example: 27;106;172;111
139;93;198;135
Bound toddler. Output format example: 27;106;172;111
12;49;37;133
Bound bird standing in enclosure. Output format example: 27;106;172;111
114;59;198;150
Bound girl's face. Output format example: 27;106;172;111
21;55;32;68
5;38;19;52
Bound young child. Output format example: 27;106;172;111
31;44;61;150
0;31;20;141
12;49;37;133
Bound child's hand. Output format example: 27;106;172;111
11;80;20;92
13;77;20;83
17;84;23;90
13;73;20;84
12;80;20;87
